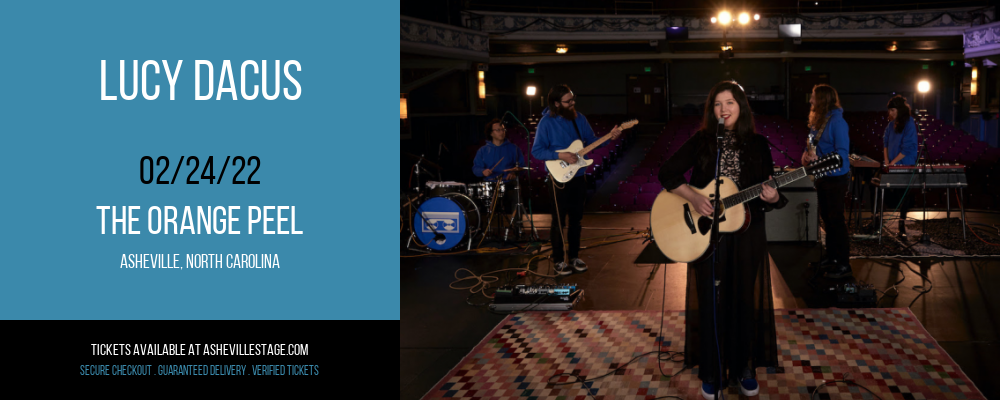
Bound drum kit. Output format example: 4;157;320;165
402;153;537;252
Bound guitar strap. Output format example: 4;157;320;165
570;119;583;141
811;116;830;149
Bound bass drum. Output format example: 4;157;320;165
425;181;467;197
412;193;481;251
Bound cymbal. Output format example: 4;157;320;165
503;166;533;172
402;152;442;170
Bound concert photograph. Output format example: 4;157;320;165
400;1;1000;398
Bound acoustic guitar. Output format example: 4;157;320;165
649;152;842;263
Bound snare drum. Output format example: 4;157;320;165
426;181;467;197
467;181;505;201
412;193;482;251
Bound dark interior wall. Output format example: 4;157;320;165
495;61;665;117
486;58;959;120
669;58;786;112
787;59;961;121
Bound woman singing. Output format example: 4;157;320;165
657;81;787;399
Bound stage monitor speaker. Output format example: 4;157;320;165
765;189;818;242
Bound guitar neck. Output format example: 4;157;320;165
578;131;615;156
721;168;807;209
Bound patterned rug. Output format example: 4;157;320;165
421;309;984;400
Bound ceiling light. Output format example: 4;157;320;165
738;13;750;25
754;14;760;21
556;45;568;54
719;11;732;25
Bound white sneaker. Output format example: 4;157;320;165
700;382;718;400
554;261;572;276
739;377;759;397
570;258;587;272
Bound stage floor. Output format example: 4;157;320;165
421;309;983;399
401;212;1000;400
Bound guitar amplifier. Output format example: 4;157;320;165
764;189;819;242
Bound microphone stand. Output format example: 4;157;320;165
503;110;539;244
710;118;725;399
414;155;423;193
916;115;930;245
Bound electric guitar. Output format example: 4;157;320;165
807;132;817;158
546;119;638;183
649;152;842;263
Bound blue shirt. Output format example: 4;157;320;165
810;107;850;177
883;118;918;166
472;139;525;181
531;107;601;177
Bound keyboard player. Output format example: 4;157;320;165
882;95;919;238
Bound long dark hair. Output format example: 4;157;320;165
546;84;573;117
483;118;502;140
699;81;756;148
808;84;841;132
887;95;911;134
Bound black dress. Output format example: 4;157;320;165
657;131;788;384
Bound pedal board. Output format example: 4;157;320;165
828;282;877;308
490;284;581;312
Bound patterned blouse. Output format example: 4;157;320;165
718;130;740;181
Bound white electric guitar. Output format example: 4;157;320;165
545;119;638;183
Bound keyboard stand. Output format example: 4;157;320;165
876;183;966;244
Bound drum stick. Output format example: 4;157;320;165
400;193;423;209
491;157;504;171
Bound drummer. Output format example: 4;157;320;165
473;119;526;182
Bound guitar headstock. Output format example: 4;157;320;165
805;152;842;178
619;119;639;130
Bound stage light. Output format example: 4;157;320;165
738;13;750;25
400;95;407;119
711;17;717;24
972;64;979;94
918;81;930;93
478;71;486;99
754;14;760;21
719;11;732;25
526;86;536;96
556;45;568;54
887;42;897;52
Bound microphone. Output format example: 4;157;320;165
717;117;725;138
